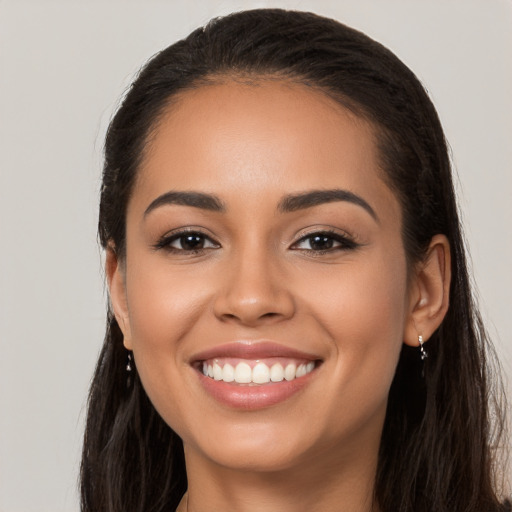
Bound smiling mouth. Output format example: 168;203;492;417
199;358;318;384
191;342;322;408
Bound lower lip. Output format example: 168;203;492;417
197;369;317;410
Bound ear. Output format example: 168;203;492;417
105;245;133;350
403;234;451;346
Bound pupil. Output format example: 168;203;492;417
310;235;333;250
182;234;203;250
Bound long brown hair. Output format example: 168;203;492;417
81;9;509;512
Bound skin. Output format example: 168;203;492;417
108;80;450;512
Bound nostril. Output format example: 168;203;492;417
213;285;296;325
221;311;279;320
218;310;286;325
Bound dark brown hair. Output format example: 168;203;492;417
82;9;509;512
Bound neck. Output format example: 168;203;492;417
182;442;380;512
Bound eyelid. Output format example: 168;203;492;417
152;225;359;254
169;234;218;249
290;227;359;252
152;226;220;252
292;225;356;242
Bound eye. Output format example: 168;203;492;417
154;231;220;253
170;233;216;251
291;231;357;253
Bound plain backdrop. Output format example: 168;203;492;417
0;1;510;510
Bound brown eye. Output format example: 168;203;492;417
307;235;335;251
292;231;357;252
155;231;220;252
173;234;208;250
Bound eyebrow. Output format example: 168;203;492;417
278;189;378;221
144;191;226;217
144;188;377;222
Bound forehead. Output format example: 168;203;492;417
132;80;398;219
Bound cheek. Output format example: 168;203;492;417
123;257;210;402
306;250;408;387
126;257;208;345
298;253;408;441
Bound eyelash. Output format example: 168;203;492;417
153;229;220;254
153;229;359;255
291;230;359;254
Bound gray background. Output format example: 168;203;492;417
0;1;510;510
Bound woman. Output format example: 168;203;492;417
81;9;509;512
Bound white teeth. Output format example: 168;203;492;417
201;360;316;384
234;362;252;383
296;364;306;378
252;362;271;384
284;363;296;381
222;363;235;382
213;362;223;380
270;363;284;382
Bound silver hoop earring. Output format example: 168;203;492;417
418;335;428;361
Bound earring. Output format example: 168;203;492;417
418;335;428;361
125;352;134;389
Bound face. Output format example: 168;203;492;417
111;80;417;475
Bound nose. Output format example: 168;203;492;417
213;246;296;327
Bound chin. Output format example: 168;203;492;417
181;416;320;473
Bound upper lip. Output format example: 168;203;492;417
190;341;321;363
